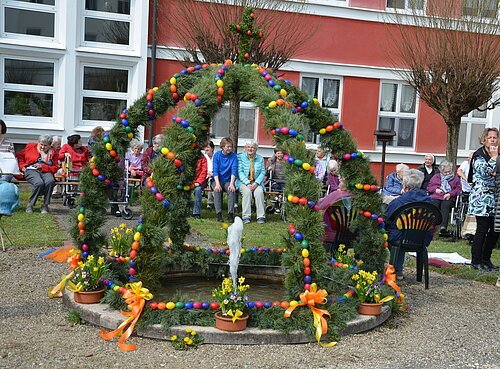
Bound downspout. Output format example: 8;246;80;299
148;0;158;144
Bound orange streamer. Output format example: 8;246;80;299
383;264;401;294
284;283;336;347
99;282;153;351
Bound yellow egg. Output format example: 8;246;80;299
313;98;319;105
169;77;176;85
216;80;224;88
355;183;363;189
133;232;141;241
127;133;134;139
319;128;326;135
105;143;112;150
280;89;287;97
302;163;311;171
77;214;85;221
383;233;388;240
240;248;245;254
301;249;309;258
268;101;277;109
287;194;293;202
113;285;120;291
183;185;190;191
289;300;298;307
161;147;169;155
153;86;159;92
166;302;176;310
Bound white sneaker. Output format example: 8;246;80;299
496;278;500;288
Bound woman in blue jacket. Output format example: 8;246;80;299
237;141;266;224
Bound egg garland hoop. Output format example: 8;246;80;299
68;60;387;342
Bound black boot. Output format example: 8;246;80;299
227;213;234;223
217;213;223;222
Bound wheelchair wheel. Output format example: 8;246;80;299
67;197;75;209
121;206;133;220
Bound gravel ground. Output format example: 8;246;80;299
0;202;499;369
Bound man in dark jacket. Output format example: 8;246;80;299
385;169;433;279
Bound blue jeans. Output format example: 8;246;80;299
192;185;205;215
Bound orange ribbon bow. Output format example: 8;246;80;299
284;283;336;347
383;264;401;294
99;282;153;351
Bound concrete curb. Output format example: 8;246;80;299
63;292;391;345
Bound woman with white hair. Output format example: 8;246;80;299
381;163;409;205
417;153;439;191
237;141;266;224
141;134;164;180
427;160;462;236
126;139;144;178
16;134;58;213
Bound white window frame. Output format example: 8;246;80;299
300;74;343;143
1;0;58;43
458;105;490;154
377;80;418;149
0;55;57;126
79;61;132;127
210;102;259;145
80;0;134;51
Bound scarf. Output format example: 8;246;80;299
440;174;453;193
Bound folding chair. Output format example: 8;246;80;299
386;201;442;289
323;203;358;256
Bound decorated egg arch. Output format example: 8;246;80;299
73;60;387;310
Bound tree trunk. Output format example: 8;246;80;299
229;93;241;153
445;118;461;167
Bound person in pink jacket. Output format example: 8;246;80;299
16;135;58;213
427;160;462;237
58;134;90;170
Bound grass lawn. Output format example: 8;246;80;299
4;187;498;284
1;186;68;249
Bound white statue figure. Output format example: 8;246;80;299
227;216;244;290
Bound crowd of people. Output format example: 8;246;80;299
381;127;500;286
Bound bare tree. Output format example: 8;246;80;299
161;0;315;150
386;0;500;165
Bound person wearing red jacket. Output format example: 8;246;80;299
16;134;58;213
58;134;90;171
192;154;208;218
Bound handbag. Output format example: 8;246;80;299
461;215;476;238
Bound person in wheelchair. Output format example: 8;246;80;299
427;160;462;237
384;169;434;280
266;148;286;192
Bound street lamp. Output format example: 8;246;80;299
374;129;396;186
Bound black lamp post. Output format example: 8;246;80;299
374;129;396;186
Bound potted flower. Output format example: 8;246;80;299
351;269;393;315
211;276;250;331
109;223;133;257
67;254;109;304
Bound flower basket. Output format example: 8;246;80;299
74;288;105;304
358;302;382;316
215;311;249;332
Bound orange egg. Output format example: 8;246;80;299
157;302;166;310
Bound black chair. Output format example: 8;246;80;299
324;204;358;255
386;201;442;289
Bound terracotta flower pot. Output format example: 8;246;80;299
358;302;383;316
214;311;249;332
74;289;105;304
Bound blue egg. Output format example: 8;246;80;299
181;120;189;128
194;99;202;106
289;129;297;137
287;157;295;164
268;80;275;87
162;200;171;208
202;302;210;310
121;119;128;126
263;301;273;309
285;80;292;85
251;247;257;252
129;260;136;267
97;174;105;182
122;109;128;114
129;275;135;281
300;101;309;109
304;275;312;284
294;232;303;241
180;70;187;74
215;74;222;79
222;65;229;71
195;65;201;70
261;71;268;76
247;301;256;308
185;302;193;309
275;127;281;134
291;108;297;114
264;248;270;252
150;186;158;194
82;251;89;258
351;152;357;159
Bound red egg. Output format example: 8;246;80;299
149;302;158;310
210;302;220;310
255;301;264;309
299;197;307;205
193;302;202;309
304;267;311;275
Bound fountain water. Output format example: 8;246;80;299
227;216;244;291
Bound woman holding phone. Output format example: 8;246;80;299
468;128;499;270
